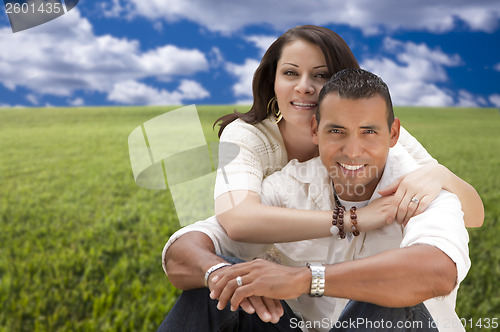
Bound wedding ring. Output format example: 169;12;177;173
410;197;420;204
236;276;243;287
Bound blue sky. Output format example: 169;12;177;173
0;0;499;108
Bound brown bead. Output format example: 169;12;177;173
349;206;360;237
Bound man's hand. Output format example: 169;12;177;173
209;259;309;317
208;263;285;324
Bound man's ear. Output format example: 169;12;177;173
389;117;400;148
311;114;319;145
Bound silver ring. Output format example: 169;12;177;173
236;276;243;287
410;197;420;204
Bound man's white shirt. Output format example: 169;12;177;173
163;144;470;332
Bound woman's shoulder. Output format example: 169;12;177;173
222;118;277;132
220;118;283;145
396;124;436;165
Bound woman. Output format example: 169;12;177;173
212;25;483;244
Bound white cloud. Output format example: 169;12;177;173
245;35;277;56
69;97;85;106
26;94;39;105
235;99;254;105
362;38;491;107
383;38;462;68
456;90;487;108
208;47;224;67
214;36;273;101
362;38;462;106
116;0;500;35
494;63;500;71
153;22;163;33
176;80;210;100
225;59;260;100
0;9;210;104
489;94;500;108
107;79;209;105
0;103;25;108
100;0;131;18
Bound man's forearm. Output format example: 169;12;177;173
210;245;457;313
324;245;457;307
165;232;286;323
165;231;226;290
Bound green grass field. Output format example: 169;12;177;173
1;105;499;331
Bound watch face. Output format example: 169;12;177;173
307;262;324;267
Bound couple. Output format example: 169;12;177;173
159;26;481;331
161;68;470;331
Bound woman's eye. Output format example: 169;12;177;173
316;73;330;79
284;70;297;76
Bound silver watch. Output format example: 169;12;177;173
306;262;325;297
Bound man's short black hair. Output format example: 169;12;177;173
316;68;395;130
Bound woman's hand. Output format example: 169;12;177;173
356;195;398;231
378;163;445;226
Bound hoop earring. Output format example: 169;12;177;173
267;96;282;124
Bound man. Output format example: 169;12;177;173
161;69;470;331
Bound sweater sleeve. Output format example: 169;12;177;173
162;216;272;276
397;125;437;165
214;119;287;199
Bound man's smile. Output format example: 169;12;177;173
339;162;366;172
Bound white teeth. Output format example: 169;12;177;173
292;102;316;107
340;163;364;171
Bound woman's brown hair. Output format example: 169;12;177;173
214;25;360;137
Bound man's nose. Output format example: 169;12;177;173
343;137;362;159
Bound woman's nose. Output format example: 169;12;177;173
295;76;316;95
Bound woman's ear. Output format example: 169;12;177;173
389;117;401;148
311;114;319;145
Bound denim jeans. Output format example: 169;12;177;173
331;301;438;331
158;294;437;332
157;287;302;332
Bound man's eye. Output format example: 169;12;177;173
364;130;376;134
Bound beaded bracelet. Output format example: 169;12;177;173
330;207;339;236
330;206;346;239
338;207;346;239
350;206;361;236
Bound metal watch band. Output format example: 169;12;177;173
306;262;325;297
